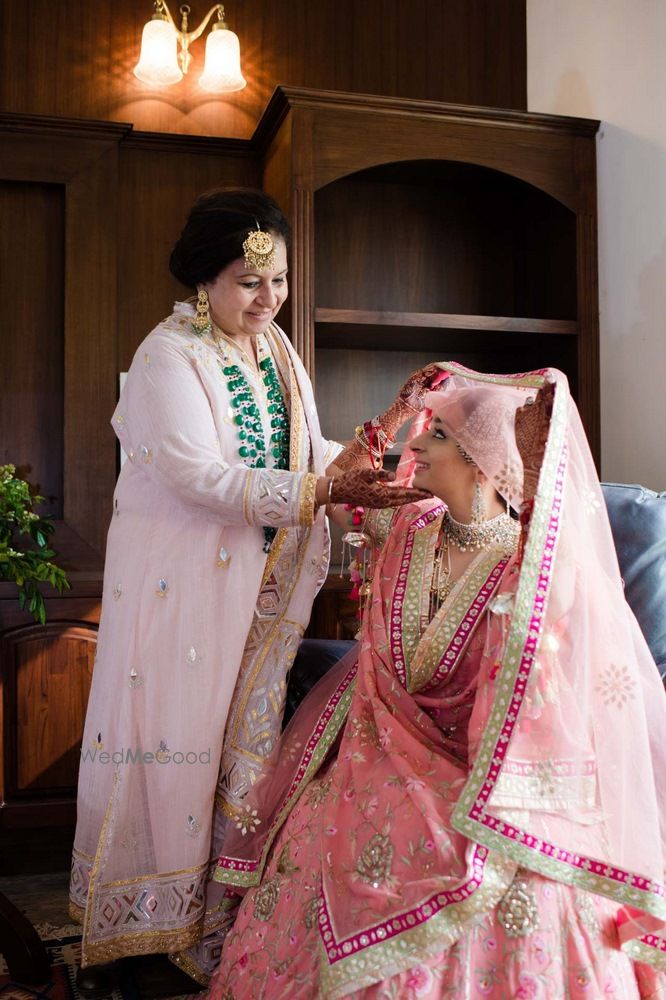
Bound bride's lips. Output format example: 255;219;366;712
414;462;430;471
246;311;272;322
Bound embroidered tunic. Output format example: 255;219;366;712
70;302;341;965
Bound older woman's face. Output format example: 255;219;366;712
409;417;476;506
202;236;288;339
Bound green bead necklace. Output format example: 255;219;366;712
219;352;290;552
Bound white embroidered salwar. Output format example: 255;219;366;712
70;301;341;965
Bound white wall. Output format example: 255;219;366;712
527;0;666;489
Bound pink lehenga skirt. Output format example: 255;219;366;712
209;757;663;999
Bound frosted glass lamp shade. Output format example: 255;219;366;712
199;26;246;93
133;18;183;87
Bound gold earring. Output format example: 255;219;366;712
192;288;212;336
471;481;486;525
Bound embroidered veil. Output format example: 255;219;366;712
428;367;666;968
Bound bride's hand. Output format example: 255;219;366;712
515;382;556;502
396;364;444;413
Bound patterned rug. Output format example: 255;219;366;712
0;924;123;1000
0;924;193;1000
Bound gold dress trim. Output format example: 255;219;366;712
409;548;509;693
299;472;318;527
320;849;516;998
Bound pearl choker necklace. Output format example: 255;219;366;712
441;510;520;554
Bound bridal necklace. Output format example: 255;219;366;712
430;510;519;618
441;509;520;554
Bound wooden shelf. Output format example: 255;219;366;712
315;308;577;335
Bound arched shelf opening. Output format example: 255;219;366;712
312;159;579;467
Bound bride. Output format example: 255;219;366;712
206;364;666;999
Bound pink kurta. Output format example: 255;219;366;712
70;302;340;965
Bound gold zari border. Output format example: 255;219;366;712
299;472;318;527
83;920;203;968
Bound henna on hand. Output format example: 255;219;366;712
334;365;443;473
397;363;444;413
329;469;431;509
330;438;371;473
515;382;555;502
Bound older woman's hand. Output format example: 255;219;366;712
322;470;431;509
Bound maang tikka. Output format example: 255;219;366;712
243;223;276;271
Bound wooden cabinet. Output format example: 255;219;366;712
258;88;600;472
0;89;601;861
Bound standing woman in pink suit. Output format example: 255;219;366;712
69;188;434;992
207;364;666;999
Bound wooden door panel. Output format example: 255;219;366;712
3;624;96;799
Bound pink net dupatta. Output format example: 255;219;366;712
428;363;666;971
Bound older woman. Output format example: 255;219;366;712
207;364;666;999
70;188;432;984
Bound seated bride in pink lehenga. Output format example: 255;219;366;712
206;364;666;999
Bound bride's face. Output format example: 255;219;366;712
409;417;477;514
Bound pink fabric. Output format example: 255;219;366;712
209;500;663;998
206;363;666;997
426;368;666;961
425;380;529;508
215;787;659;999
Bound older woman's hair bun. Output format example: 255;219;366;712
169;188;291;288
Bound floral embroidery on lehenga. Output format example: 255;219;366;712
354;834;395;888
348;710;383;749
304;894;322;930
305;777;332;807
252;874;282;921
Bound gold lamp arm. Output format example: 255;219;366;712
156;1;227;74
181;4;226;44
